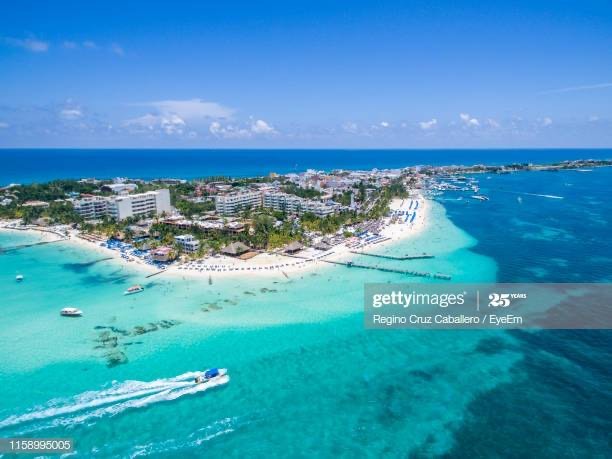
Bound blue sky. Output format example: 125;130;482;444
1;0;611;148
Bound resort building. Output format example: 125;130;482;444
150;246;176;262
73;195;109;220
215;190;262;215
73;189;172;221
221;241;250;257
174;234;200;253
108;189;172;220
101;183;138;194
263;191;342;217
22;200;50;208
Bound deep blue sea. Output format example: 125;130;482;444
0;150;610;457
0;148;611;184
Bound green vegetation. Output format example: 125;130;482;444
281;182;323;199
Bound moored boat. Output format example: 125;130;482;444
124;284;144;295
16;274;24;282
60;307;83;317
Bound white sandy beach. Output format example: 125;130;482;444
166;195;430;279
1;196;430;280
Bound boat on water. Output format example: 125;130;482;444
471;195;490;201
124;284;144;295
15;274;24;282
60;307;83;317
194;368;228;384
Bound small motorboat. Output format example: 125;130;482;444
471;195;489;201
194;368;228;384
16;274;24;282
60;307;83;317
124;284;144;295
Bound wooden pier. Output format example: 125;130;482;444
349;251;434;261
319;259;450;280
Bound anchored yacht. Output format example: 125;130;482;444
60;307;83;317
124;284;144;295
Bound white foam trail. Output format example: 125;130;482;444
502;190;564;199
0;371;219;430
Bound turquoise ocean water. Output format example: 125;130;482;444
0;165;611;457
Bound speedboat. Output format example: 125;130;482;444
16;274;24;282
471;195;489;201
124;284;144;295
194;368;228;384
60;307;83;317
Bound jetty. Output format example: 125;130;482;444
319;259;450;280
349;251;434;261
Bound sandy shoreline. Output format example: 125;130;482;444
164;195;430;279
1;195;431;280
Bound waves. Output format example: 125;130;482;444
0;371;229;434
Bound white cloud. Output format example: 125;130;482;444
209;119;276;139
459;113;480;127
110;43;124;56
250;119;275;134
59;108;83;120
418;118;437;130
486;118;500;128
3;37;49;52
83;41;97;49
588;115;600;122
342;122;359;134
540;82;612;95
541;117;553;127
209;121;250;139
141;99;234;121
124;113;186;135
380;121;390;128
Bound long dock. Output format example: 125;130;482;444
350;251;434;260
319;258;451;280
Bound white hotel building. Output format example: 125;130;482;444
263;192;342;217
174;234;200;253
215;190;262;215
74;189;172;221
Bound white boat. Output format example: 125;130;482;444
60;307;83;317
471;195;489;201
194;368;228;385
124;284;144;295
16;274;24;282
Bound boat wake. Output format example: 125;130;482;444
501;190;564;199
0;371;229;433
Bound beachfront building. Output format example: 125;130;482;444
221;241;250;257
174;234;200;253
151;246;176;262
215;190;262;215
108;189;172;220
73;195;109;220
74;189;172;221
263;191;342;217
